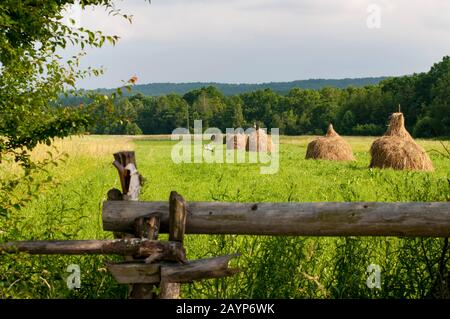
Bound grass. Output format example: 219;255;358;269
0;135;449;298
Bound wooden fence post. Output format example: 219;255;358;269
110;151;155;299
104;154;240;298
160;191;187;299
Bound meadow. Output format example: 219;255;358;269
0;135;449;299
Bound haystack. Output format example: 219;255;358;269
226;133;247;150
246;127;272;152
305;124;355;161
369;112;433;171
211;133;226;144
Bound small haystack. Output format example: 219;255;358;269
305;124;355;161
226;133;247;150
211;133;226;144
370;112;433;171
246;127;272;153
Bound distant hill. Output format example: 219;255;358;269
96;77;388;96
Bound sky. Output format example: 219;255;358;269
67;0;450;89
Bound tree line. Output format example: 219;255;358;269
95;77;387;97
63;56;450;138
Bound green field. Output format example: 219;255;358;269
1;135;449;298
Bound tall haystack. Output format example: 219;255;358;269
226;133;247;150
305;124;355;161
370;112;433;171
246;127;272;152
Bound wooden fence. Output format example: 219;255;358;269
1;151;450;299
103;201;450;237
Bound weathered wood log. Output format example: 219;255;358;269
112;151;144;201
112;151;153;298
134;215;160;240
102;201;450;237
129;215;162;298
169;191;187;243
106;254;240;284
160;280;180;299
107;262;160;284
107;188;126;238
113;151;136;195
160;191;188;299
0;239;186;262
107;188;123;201
161;254;240;283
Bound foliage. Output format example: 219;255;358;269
352;124;384;136
1;136;449;298
0;0;142;219
0;0;128;165
96;77;388;96
63;57;450;138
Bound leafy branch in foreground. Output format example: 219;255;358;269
0;1;147;217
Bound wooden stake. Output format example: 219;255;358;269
113;151;136;195
169;191;187;243
111;151;155;298
134;214;160;240
107;188;123;201
129;214;161;298
160;191;187;299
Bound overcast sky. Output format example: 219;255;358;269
68;0;450;89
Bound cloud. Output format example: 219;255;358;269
72;0;450;89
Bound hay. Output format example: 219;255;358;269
370;112;434;171
246;128;272;152
226;133;247;150
305;124;355;161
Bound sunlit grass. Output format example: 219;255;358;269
1;135;449;298
30;135;134;161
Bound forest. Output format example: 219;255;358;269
95;77;387;96
63;56;450;138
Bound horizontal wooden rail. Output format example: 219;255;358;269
0;239;186;262
107;254;240;284
103;201;450;237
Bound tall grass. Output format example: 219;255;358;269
0;135;449;298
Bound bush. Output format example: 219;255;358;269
124;123;142;135
413;116;437;138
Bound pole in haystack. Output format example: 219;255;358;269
369;112;434;171
305;123;355;161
